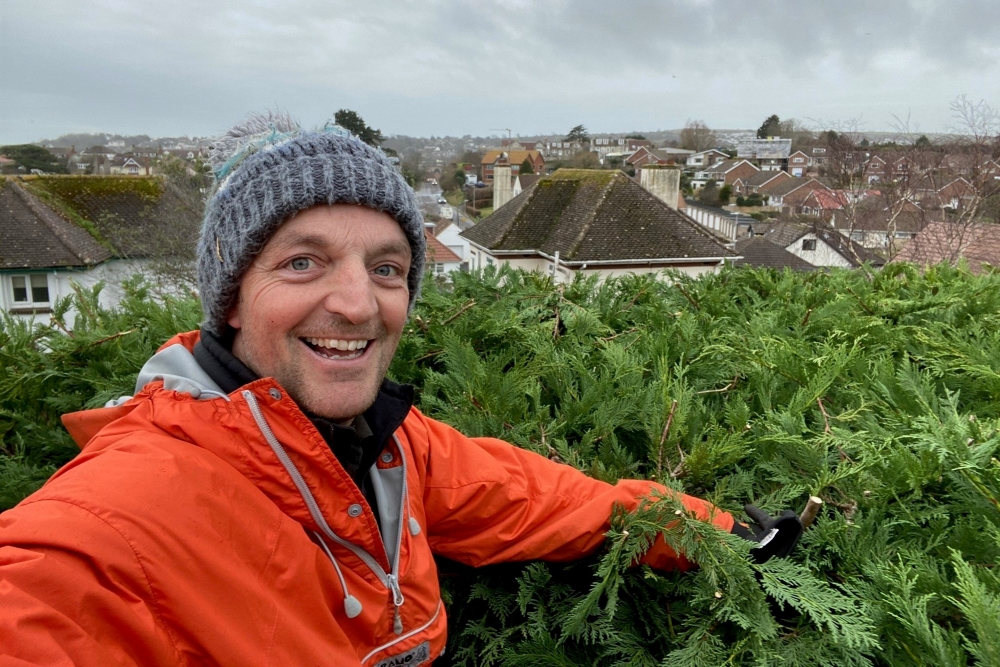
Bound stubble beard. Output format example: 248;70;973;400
232;323;398;421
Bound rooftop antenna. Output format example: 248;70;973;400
491;128;513;141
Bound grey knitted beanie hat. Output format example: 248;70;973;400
196;111;425;335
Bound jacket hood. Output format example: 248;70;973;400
62;331;226;448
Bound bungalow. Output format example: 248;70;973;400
425;230;464;277
461;169;736;282
895;222;1000;272
0;175;201;324
752;220;883;269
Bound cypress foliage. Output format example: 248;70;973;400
3;264;1000;665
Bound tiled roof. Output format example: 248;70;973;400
766;177;814;198
481;150;543;166
733;236;816;271
461;169;733;263
0;179;112;269
756;220;810;247
425;230;462;263
21;176;202;260
895;222;1000;271
708;159;755;174
747;170;788;188
755;218;882;267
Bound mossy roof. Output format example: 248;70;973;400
0;179;112;269
20;175;201;260
461;169;733;262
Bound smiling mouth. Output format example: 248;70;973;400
302;337;371;360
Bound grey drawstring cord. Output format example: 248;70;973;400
314;531;363;619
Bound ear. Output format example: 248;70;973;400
227;304;242;330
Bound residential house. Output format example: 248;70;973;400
733;170;792;197
799;188;850;220
685;149;728;168
839;196;928;250
0;175;201;323
690;159;759;190
895;222;1000;272
736;137;792;171
461;169;736;281
733;236;816;271
425;230;464;277
935;178;976;210
538;140;585;159
765;178;830;210
589;137;630;162
787;150;812;177
431;215;475;263
480;150;545;183
864;156;888;183
810;146;829;167
626;146;679;169
752;220;884;269
109;156;149;176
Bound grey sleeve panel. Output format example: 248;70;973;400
370;466;405;566
104;344;230;408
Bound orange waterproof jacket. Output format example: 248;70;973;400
0;331;734;666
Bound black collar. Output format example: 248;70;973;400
193;327;414;490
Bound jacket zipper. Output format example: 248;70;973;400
243;391;408;632
360;600;442;666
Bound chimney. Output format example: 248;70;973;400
493;154;513;211
640;165;681;210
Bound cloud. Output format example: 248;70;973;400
1;0;998;142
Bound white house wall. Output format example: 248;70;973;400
1;259;186;328
784;235;853;268
436;224;470;261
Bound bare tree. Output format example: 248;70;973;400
679;120;718;152
808;98;1000;269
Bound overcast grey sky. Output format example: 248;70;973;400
2;0;999;143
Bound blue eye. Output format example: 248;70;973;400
290;258;311;271
374;265;398;277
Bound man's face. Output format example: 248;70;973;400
228;204;412;421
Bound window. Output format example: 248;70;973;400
11;274;50;305
435;263;445;274
802;239;817;251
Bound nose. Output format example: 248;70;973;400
322;258;379;324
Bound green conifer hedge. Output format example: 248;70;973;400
2;265;999;665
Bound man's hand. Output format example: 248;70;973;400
730;504;803;562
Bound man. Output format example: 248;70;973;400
0;114;798;666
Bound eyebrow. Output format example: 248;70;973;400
268;233;411;260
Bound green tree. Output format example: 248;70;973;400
756;114;781;139
718;183;732;204
519;158;534;175
698;179;721;206
915;134;932;148
625;133;646;140
0;145;67;173
564;125;589;143
333;109;384;147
